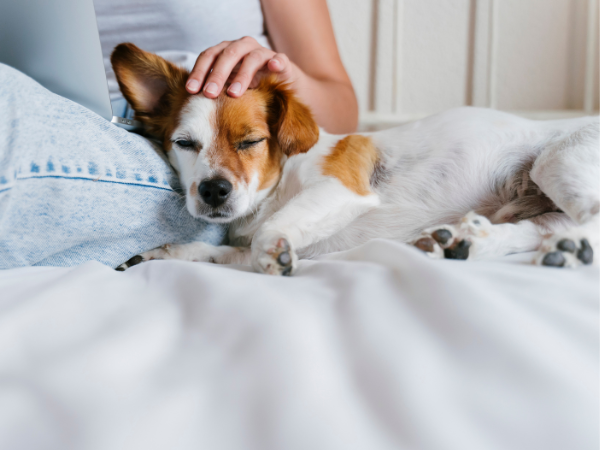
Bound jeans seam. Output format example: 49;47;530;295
0;175;173;192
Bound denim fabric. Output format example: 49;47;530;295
0;63;225;269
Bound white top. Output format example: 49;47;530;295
94;0;270;99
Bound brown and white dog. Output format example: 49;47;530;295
113;43;599;275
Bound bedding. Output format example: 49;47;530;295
0;239;597;450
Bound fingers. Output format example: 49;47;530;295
198;37;263;98
226;48;276;97
186;37;295;99
186;41;231;94
267;53;293;79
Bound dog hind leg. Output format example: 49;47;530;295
412;211;567;261
530;120;599;267
533;215;598;267
413;120;599;267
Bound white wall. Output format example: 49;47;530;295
327;0;599;125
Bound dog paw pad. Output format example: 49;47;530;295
556;239;576;253
412;226;458;259
444;239;471;260
277;251;291;266
536;235;594;268
577;239;593;265
432;229;452;245
542;251;566;267
414;237;437;253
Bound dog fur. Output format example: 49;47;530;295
112;43;600;275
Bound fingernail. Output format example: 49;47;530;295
269;59;281;70
204;82;218;95
228;82;241;95
187;79;200;92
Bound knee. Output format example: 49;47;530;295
0;62;33;85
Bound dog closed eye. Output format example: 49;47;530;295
172;139;199;150
236;138;266;151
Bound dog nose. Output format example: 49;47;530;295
199;178;232;207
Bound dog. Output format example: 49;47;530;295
112;43;599;275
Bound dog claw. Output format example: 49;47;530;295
412;225;460;259
127;255;144;266
115;254;146;271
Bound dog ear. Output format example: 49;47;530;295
260;76;319;156
110;43;188;125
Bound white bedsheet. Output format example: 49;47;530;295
0;240;598;450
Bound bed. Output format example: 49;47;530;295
1;240;597;450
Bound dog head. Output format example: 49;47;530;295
111;43;319;223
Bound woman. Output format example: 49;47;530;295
0;0;357;269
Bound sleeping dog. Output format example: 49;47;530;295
113;43;599;275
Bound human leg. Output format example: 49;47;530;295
0;64;225;269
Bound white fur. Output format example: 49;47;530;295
126;107;599;274
169;95;218;217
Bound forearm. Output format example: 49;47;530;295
291;69;358;134
260;0;359;134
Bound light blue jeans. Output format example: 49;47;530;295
0;63;225;269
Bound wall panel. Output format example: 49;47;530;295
326;0;599;124
400;0;471;114
495;0;574;110
326;0;374;112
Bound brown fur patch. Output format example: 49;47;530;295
111;43;190;147
259;77;319;156
211;89;277;189
207;77;319;191
322;135;378;196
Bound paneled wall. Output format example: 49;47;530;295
326;0;599;126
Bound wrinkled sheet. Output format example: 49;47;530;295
0;239;598;450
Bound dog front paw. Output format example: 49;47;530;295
535;236;594;268
252;235;297;276
115;245;173;271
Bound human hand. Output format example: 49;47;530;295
186;36;297;98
